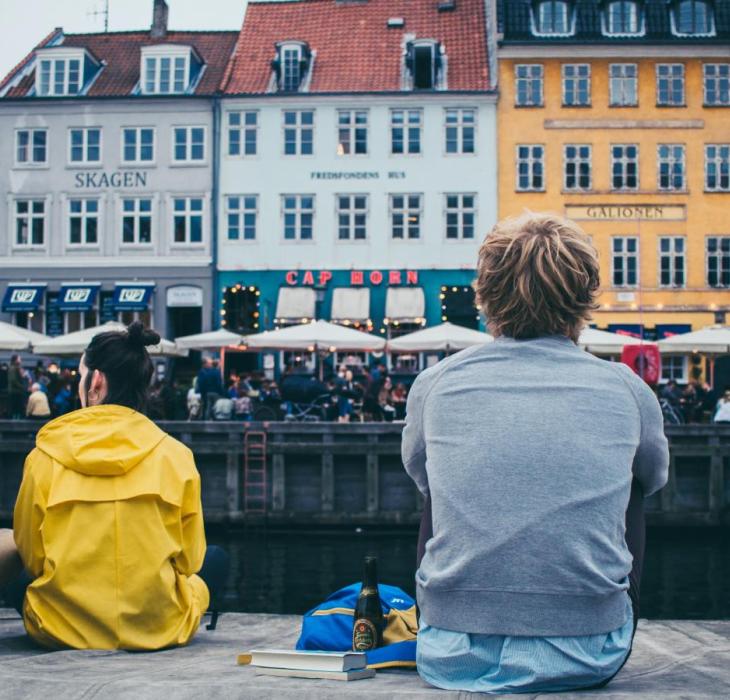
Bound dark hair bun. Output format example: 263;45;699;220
126;321;161;349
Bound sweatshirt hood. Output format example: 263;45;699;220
36;404;167;476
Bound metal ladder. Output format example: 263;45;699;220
243;430;268;515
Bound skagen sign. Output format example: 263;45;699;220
74;171;148;189
565;204;686;221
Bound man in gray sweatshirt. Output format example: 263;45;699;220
403;212;669;693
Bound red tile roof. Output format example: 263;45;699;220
223;0;491;94
1;30;239;98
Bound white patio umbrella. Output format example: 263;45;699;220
577;327;645;355
245;319;385;352
386;322;493;352
175;328;246;350
32;321;188;357
656;325;730;355
0;321;49;351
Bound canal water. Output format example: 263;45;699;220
209;527;730;620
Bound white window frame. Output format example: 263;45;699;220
171;126;206;164
120;196;154;247
390;108;422;155
68;127;102;166
705;144;730;192
562;64;591;106
658;236;686;288
703;64;730;107
12;197;47;249
36;55;83;96
670;0;716;37
142;51;190;95
531;1;575;36
611;143;639;191
282;110;315;157
564;144;592;191
657;144;686;191
609;63;638;106
64;303;100;335
706;236;730;288
444;108;476;155
515;64;544;106
121;127;155;165
656;63;685;106
227;110;259;157
171;196;205;246
67;196;101;247
337;109;369;156
336;194;368;241
281;194;315;242
225;195;258;242
516;144;545;192
14;128;48;166
280;43;304;92
660;356;688;384
390;194;423;240
602;1;644;36
611;236;640;288
444;193;477;240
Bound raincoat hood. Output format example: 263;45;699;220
36;404;167;476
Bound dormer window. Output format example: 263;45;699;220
141;45;198;95
672;0;716;36
271;41;312;93
405;40;446;90
34;48;96;96
603;1;644;36
532;1;575;36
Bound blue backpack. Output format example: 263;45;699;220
296;583;418;669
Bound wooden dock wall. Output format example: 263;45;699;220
0;421;728;527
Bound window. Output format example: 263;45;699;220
562;64;591;106
564;144;592;191
661;356;688;384
612;236;639;287
272;42;311;92
283;110;314;156
37;57;81;96
69;128;101;164
122;127;154;163
406;41;443;89
337;110;368;155
659;237;686;288
444;108;475;154
282;195;314;240
656;64;685;106
391;109;422;155
390;195;422;240
672;0;715;36
143;55;188;94
515;64;544;106
228;111;258;156
68;199;99;245
533;1;573;35
611;144;639;190
14;200;45;247
704;64;730;106
657;144;686;191
173;127;205;163
705;145;730;191
172;197;203;244
516;145;545;191
122;198;153;245
609;64;638;106
603;1;642;35
445;194;476;240
226;196;258;241
707;237;730;287
337;195;368;240
65;307;99;334
15;129;47;165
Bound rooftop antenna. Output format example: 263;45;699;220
88;0;110;32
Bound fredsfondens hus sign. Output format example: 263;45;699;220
565;204;686;221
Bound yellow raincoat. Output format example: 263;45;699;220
13;404;209;650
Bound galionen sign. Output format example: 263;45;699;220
565;204;686;221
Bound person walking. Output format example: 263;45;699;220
7;354;28;420
196;357;224;420
403;212;668;693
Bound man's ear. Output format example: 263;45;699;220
91;369;106;395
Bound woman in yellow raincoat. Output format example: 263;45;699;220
0;322;228;650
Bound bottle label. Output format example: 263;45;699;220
352;618;378;651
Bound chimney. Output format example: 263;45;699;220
151;0;169;39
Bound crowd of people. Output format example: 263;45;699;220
657;378;730;424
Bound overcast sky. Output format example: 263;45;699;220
0;0;252;79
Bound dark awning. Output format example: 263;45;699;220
1;284;46;312
58;283;101;311
113;283;155;310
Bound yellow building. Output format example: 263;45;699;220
496;0;730;384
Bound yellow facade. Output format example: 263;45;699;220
497;52;730;337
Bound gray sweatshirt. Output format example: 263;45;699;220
402;334;669;637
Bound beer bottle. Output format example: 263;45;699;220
352;556;385;651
